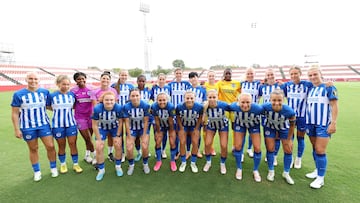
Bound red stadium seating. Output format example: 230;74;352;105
1;63;360;91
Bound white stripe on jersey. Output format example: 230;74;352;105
306;86;330;126
99;111;118;130
118;84;133;105
261;85;277;103
241;81;260;103
52;93;76;128
181;109;199;127
130;108;145;130
286;83;308;117
21;92;48;128
158;109;170;128
207;108;228;129
264;111;289;130
234;112;261;128
170;82;187;107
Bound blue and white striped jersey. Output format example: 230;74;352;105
92;103;122;130
122;100;150;131
139;87;152;103
229;102;263;129
188;85;207;104
112;83;134;105
11;88;51;129
49;91;77;128
151;85;172;101
151;102;176;128
283;80;313;118
241;80;261;103
259;83;281;103
168;81;191;107
205;101;230;129
306;84;338;126
176;102;203;127
262;103;295;131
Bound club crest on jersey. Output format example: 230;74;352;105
232;84;236;88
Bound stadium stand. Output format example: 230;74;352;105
1;63;360;91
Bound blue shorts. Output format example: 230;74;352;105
52;125;78;139
21;125;52;141
129;129;150;138
306;124;330;138
206;125;229;132
296;117;306;132
263;127;289;139
233;125;260;134
98;128;118;140
184;125;202;132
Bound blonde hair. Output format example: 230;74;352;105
99;91;116;103
289;66;302;75
55;75;70;85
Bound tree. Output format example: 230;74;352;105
128;68;143;78
172;59;185;69
151;65;172;77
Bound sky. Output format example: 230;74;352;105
1;0;359;70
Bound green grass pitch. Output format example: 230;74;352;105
0;82;359;203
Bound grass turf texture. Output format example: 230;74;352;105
0;82;359;203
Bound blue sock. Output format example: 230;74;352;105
32;163;40;172
128;159;134;165
155;147;162;161
274;139;281;156
206;154;211;162
248;135;253;150
71;154;78;164
50;161;57;169
316;153;327;176
58;154;66;164
266;151;274;170
186;136;191;151
234;150;242;169
162;132;168;151
220;156;226;164
191;154;197;163
312;149;317;168
253;151;261;171
283;153;293;172
98;162;105;170
297;136;305;158
170;148;176;161
181;155;186;163
175;136;179;154
143;157;149;164
115;159;121;166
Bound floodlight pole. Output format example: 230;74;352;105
139;2;150;75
